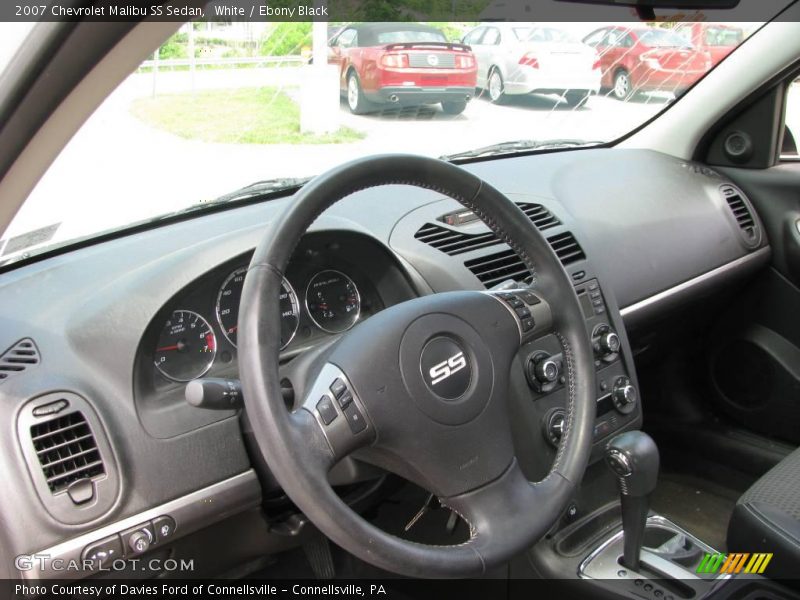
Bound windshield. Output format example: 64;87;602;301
525;27;577;43
635;29;694;48
0;20;759;261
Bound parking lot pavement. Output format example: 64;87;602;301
5;66;668;247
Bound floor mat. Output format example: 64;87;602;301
650;473;739;552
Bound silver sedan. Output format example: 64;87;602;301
463;23;602;107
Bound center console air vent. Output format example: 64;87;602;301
414;202;560;256
721;185;760;247
19;392;119;524
0;338;39;383
464;232;586;288
30;411;105;493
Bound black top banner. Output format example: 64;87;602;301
2;0;798;23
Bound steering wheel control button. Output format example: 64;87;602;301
507;296;524;309
152;515;177;542
514;306;531;319
123;524;155;555
336;389;353;410
420;337;472;400
316;395;338;425
343;404;367;434
521;318;535;332
330;378;347;399
82;535;123;566
516;290;541;306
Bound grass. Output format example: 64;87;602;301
130;87;364;145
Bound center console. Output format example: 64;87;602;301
509;275;642;484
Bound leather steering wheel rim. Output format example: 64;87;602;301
239;154;595;578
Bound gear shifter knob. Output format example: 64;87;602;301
606;431;660;571
606;430;659;496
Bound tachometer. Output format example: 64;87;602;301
306;270;361;333
216;267;299;349
154;310;216;382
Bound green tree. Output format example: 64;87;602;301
259;22;312;56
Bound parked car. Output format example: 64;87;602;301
676;22;745;67
462;23;601;107
583;25;712;100
328;22;477;115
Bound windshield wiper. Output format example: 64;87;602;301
439;139;603;161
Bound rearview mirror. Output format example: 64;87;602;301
555;0;739;7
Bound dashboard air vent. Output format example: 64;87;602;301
547;232;587;265
464;232;586;288
0;338;39;383
30;411;105;493
414;202;560;256
721;185;759;245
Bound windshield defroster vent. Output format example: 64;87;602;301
0;338;39;383
464;232;586;288
30;411;106;494
414;202;560;256
721;185;760;247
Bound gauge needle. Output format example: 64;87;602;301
156;345;180;352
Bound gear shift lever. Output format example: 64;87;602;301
605;430;660;571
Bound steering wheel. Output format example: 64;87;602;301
239;155;595;578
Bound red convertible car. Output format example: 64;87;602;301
328;23;478;115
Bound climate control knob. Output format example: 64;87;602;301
612;377;637;414
534;358;559;384
526;352;561;392
542;409;566;447
599;331;621;355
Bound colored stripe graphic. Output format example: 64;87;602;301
697;552;773;575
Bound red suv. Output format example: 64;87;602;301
583;26;712;100
328;23;477;115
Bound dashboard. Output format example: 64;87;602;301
0;148;770;579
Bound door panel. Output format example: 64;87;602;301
708;162;800;443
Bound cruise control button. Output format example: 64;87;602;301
316;395;338;425
152;515;177;543
82;535;123;566
337;390;353;409
343;404;367;434
522;318;535;332
330;378;347;399
515;306;531;319
507;297;524;309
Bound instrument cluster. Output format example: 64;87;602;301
144;233;394;388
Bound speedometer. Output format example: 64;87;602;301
216;267;299;350
305;270;361;333
154;310;216;382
